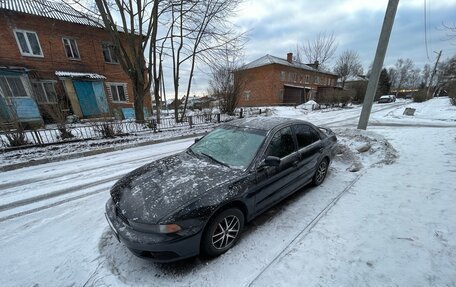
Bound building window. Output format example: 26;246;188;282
0;75;30;98
32;81;57;103
14;29;43;57
102;43;119;63
305;75;310;83
280;71;286;81
315;76;320;84
244;91;251;101
62;38;80;59
108;83;128;102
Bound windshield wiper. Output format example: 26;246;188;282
187;148;196;156
200;152;230;168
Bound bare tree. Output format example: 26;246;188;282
168;0;245;122
388;67;397;89
391;58;415;95
422;63;431;87
434;55;456;96
441;22;456;42
208;47;244;115
333;50;363;88
404;67;421;89
94;0;161;122
298;31;338;69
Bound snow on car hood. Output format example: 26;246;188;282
110;151;242;223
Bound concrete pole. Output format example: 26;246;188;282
357;0;399;130
426;50;442;99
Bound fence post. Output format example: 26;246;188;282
151;118;157;133
33;130;44;146
259;109;262;115
217;113;221;123
188;116;193;129
239;108;243;118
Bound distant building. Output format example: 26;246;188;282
236;53;339;107
0;0;150;126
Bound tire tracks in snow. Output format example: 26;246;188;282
0;149;182;191
0;187;107;223
246;172;365;287
0;149;184;222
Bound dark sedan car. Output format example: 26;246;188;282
105;117;337;262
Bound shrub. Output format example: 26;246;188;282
94;122;121;139
413;90;427;103
447;81;456;106
4;130;30;147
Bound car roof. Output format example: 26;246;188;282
223;117;313;131
380;95;391;98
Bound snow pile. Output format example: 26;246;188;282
333;128;398;172
296;100;319;110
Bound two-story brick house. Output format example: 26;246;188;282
0;0;150;126
236;53;338;107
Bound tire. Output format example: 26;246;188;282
201;208;244;257
312;158;329;186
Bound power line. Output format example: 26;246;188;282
424;0;430;60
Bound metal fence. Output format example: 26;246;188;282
0;108;268;151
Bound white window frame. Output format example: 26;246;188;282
31;80;58;104
62;37;80;60
107;82;128;103
0;75;33;99
102;43;119;64
13;29;44;57
244;90;251;101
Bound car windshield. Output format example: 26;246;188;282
190;126;266;169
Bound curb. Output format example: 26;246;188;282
1;132;208;172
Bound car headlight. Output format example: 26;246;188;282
129;221;182;234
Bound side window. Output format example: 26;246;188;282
294;125;320;149
14;30;43;57
265;127;295;158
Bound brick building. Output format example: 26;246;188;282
0;0;150;126
236;53;338;107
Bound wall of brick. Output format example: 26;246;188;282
0;11;151;115
237;63;338;107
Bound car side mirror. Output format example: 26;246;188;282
264;156;281;167
194;138;201;143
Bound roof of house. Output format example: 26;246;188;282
0;0;112;31
240;54;337;76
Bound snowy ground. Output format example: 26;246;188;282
0;97;455;286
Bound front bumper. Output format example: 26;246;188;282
105;199;203;262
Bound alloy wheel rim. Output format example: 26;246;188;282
212;215;240;249
316;161;327;183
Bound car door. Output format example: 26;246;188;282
293;124;322;185
253;126;300;213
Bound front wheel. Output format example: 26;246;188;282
201;208;244;257
312;159;329;186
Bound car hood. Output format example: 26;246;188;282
110;151;242;223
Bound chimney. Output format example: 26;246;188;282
287;52;293;63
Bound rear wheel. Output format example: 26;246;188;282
312;158;329;186
201;208;244;257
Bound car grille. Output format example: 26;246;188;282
115;207;130;225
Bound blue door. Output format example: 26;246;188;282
73;81;100;117
92;81;109;114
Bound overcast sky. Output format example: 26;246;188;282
186;0;456;95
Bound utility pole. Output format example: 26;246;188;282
426;50;442;99
358;0;399;130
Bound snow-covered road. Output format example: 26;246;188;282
1;97;455;286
